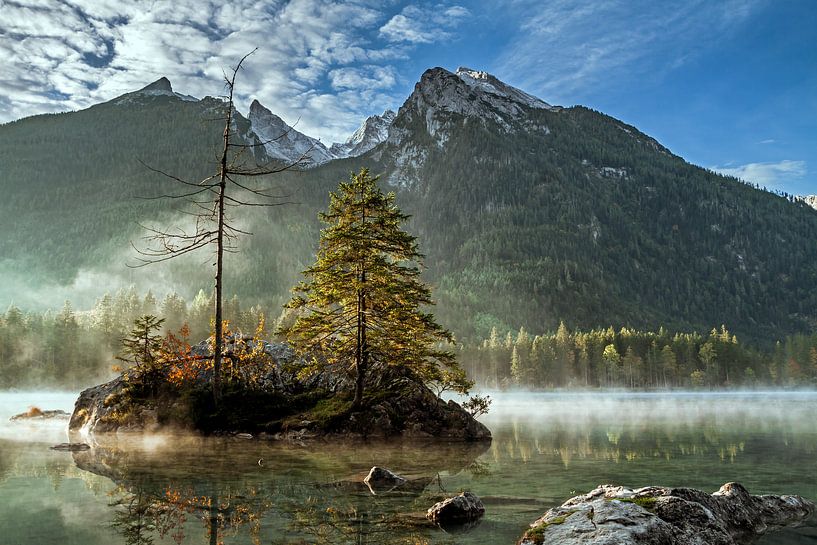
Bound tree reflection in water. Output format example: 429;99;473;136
74;436;489;545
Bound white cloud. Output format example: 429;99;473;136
379;4;470;44
0;0;468;143
329;65;397;90
712;159;807;187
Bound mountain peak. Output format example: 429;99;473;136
247;100;333;165
139;77;173;93
330;109;396;159
408;66;552;121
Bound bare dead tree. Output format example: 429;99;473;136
131;50;311;402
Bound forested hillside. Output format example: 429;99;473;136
2;69;817;347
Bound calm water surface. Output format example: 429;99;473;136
1;391;815;544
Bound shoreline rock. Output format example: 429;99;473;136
518;482;815;545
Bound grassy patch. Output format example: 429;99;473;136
608;496;659;511
523;510;577;544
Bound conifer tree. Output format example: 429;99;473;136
284;168;469;408
118;315;165;393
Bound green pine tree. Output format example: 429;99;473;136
118;315;165;394
284;168;469;408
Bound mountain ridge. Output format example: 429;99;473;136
1;66;817;344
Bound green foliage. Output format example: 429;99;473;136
284;168;469;405
0;290;267;389
117;315;165;396
460;322;817;389
462;394;492;418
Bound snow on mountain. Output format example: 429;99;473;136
455;67;552;111
329;110;396;158
377;66;556;187
801;195;817;210
114;77;198;104
247;100;334;166
112;67;554;172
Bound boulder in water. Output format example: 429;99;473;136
427;491;485;524
518;482;815;545
51;443;91;451
363;466;406;494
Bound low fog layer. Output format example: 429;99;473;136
0;392;76;443
472;390;817;432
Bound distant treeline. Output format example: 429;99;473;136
1;289;816;389
0;287;267;389
459;323;817;389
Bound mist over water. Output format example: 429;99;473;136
1;390;816;544
0;391;76;443
480;390;817;430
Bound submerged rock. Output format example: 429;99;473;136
427;491;485;524
51;443;91;451
518;482;815;545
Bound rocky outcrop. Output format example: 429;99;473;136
519;482;815;545
69;376;163;434
69;341;491;442
427;491;485;524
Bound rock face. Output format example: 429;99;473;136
427;491;485;524
519;482;815;545
248;100;334;165
329;110;396;158
69;376;162;434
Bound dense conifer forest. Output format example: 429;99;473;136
2;291;816;390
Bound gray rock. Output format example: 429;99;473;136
427;491;485;524
518;482;815;545
51;443;90;451
363;466;406;494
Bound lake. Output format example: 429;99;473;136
1;391;815;544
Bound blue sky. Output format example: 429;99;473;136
1;0;815;194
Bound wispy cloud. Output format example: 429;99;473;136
494;0;764;103
0;0;470;143
379;4;470;44
712;159;807;188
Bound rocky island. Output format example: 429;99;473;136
68;338;490;442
